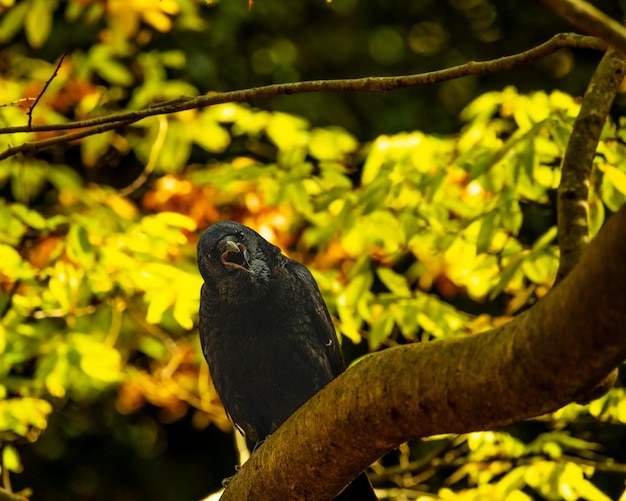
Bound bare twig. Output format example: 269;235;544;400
542;0;626;55
0;119;137;162
0;33;606;162
0;98;36;110
369;437;457;483
26;51;68;128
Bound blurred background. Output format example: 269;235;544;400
1;0;626;499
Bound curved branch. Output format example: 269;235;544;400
556;48;626;281
542;0;626;55
0;33;605;162
220;204;626;500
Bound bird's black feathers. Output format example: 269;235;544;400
197;221;376;500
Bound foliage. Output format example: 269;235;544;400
1;1;626;500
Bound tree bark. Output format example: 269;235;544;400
557;48;626;282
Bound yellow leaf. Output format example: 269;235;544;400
604;165;626;195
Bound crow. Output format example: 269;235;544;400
197;221;376;500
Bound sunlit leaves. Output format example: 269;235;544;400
588;388;626;424
46;261;88;315
525;462;610;501
36;333;122;399
107;0;180;38
193;112;231;154
133;263;202;329
0;398;52;438
446;431;613;501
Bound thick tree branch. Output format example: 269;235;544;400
0;33;605;162
556;48;626;281
542;0;626;55
220;204;626;500
554;31;626;405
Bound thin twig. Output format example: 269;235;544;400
26;51;68;128
369;437;457;483
542;0;626;55
0;98;36;110
0;33;606;163
0;118;137;162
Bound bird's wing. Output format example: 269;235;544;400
286;260;346;377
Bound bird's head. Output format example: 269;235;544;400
197;221;283;300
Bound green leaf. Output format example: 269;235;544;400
46;165;84;192
81;130;116;168
9;204;46;230
0;205;26;245
37;345;69;398
151;211;197;231
574;479;612;501
522;252;557;285
489;255;523;299
520;136;535;181
71;333;122;384
377;268;411;297
468;151;496;181
194;115;231;153
549;121;572;151
25;0;56;48
531;226;558;253
0;244;34;280
0;398;53;436
10;163;47;203
138;336;169;362
369;309;394;349
0;1;28;43
476;209;498;254
495;466;528;499
67;224;95;269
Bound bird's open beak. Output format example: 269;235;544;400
221;240;251;271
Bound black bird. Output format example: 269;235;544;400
197;221;376;500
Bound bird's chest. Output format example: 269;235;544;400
204;299;302;372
